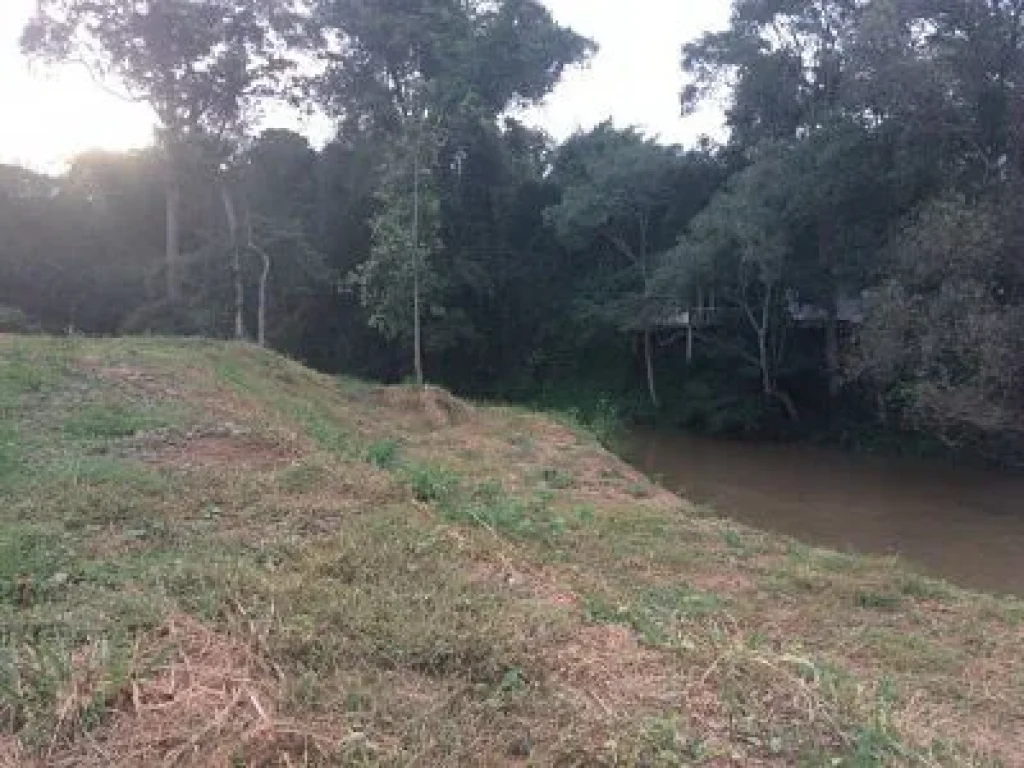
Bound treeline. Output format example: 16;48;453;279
2;0;1024;460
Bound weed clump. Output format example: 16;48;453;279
365;438;401;469
406;463;461;504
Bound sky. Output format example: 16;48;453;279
0;0;730;172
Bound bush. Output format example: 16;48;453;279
0;306;40;334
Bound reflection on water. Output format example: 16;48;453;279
620;428;1024;596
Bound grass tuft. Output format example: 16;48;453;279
365;438;401;469
406;463;462;504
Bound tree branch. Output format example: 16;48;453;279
67;57;148;104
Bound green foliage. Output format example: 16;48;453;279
0;526;67;603
853;198;1024;445
0;423;21;484
406;464;462;504
545;124;723;407
352;121;444;346
585;585;724;646
498;667;526;694
856;592;903;612
365;439;401;469
537;392;625;447
0;306;39;334
723;530;745;550
0;345;64;402
63;405;162;440
316;0;593;127
121;300;222;337
446;494;573;543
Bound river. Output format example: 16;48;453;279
620;429;1024;596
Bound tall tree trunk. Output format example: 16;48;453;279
773;389;800;422
243;206;271;348
412;143;424;388
751;290;798;421
165;176;181;302
220;181;244;340
257;247;270;348
644;329;659;408
757;325;771;400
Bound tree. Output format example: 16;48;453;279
545;125;705;408
843;0;1024;449
0;154;168;334
350;116;442;384
854;197;1024;444
237;130;329;348
684;0;866;144
22;0;309;301
317;0;593;384
683;0;885;401
315;0;594;130
658;146;799;421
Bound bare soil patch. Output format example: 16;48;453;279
145;435;296;471
84;362;186;400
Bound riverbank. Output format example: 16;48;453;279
1;337;1021;765
621;428;1024;596
502;380;1024;472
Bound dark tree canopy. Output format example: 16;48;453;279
315;0;594;128
4;0;1024;462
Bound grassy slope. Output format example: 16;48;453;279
0;336;1020;767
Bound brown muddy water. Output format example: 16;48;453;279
620;429;1024;596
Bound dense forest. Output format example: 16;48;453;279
3;0;1024;461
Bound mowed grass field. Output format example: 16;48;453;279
0;336;1020;766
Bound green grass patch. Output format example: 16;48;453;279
449;496;571;542
723;529;745;550
545;396;622;447
365;438;401;469
0;344;66;405
898;573;956;601
406;464;462;504
586;585;725;645
856;591;903;612
63;404;167;440
0;526;69;605
290;403;353;457
0;422;21;485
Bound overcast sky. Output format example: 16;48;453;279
0;0;730;171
